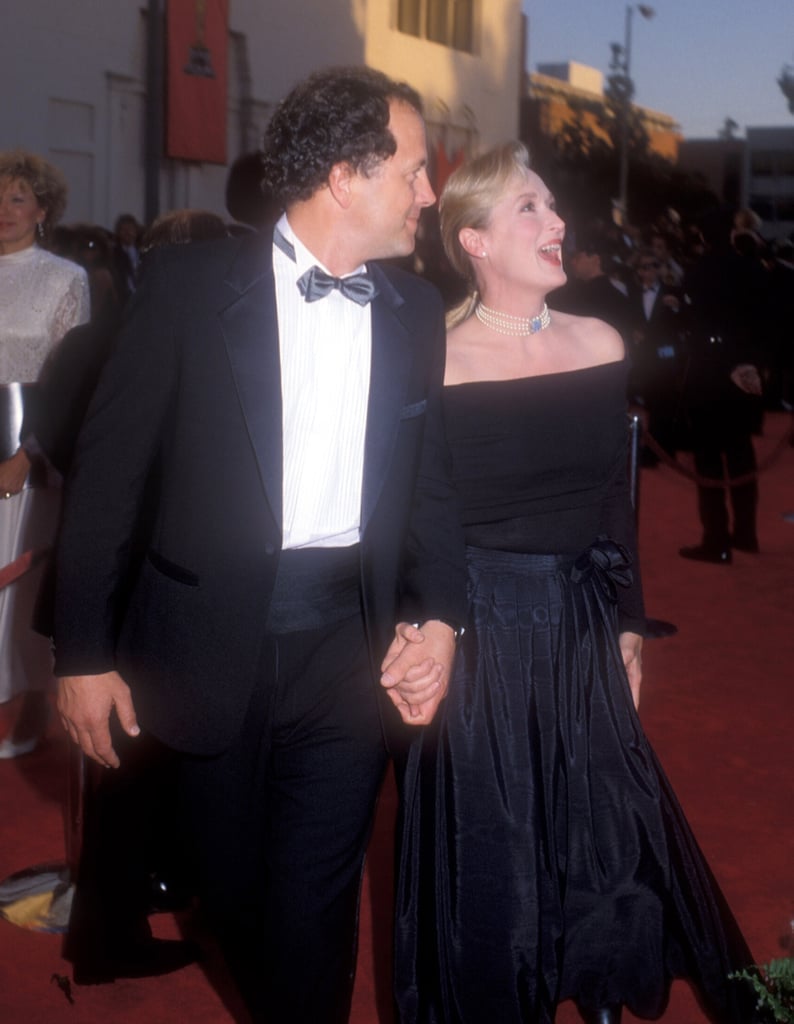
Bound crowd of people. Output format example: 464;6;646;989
1;62;785;1024
552;204;792;564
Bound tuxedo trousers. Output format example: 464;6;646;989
179;549;389;1023
689;402;758;548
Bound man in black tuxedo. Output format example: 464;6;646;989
628;250;684;463
552;228;632;344
53;66;466;1022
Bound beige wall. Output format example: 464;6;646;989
1;0;523;228
365;0;522;158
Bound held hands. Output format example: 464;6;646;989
56;670;140;768
619;631;643;710
380;620;457;726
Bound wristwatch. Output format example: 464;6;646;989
413;618;466;643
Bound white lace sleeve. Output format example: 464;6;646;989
50;268;91;344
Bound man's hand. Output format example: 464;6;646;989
380;620;457;726
619;631;643;710
57;671;140;768
730;363;762;396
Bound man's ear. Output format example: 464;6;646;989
459;227;485;259
328;161;356;209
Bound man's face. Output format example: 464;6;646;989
637;257;660;287
569;248;600;281
350;99;436;261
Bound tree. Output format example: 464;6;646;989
718;117;739;140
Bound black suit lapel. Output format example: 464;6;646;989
361;265;414;533
219;234;283;531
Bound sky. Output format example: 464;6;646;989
523;0;794;138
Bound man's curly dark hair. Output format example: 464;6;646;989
261;66;423;207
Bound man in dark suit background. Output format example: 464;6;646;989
552;227;632;347
628;249;685;463
53;66;466;1022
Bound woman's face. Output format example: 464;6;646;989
0;177;45;255
474;168;566;292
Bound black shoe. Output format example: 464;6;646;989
679;544;732;564
580;1009;623;1024
72;938;200;985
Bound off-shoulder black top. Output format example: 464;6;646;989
442;359;645;632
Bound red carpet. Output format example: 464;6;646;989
1;413;792;1023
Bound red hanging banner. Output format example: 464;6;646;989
434;141;465;195
166;0;228;163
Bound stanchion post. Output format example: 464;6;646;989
628;412;642;523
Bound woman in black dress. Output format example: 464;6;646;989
391;143;757;1024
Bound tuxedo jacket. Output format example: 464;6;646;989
53;232;466;755
628;281;681;341
552;275;632;346
627;282;684;397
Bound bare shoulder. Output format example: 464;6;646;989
446;314;477;346
444;315;488;385
445;315;480;362
550;309;625;365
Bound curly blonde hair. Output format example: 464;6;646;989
0;150;69;236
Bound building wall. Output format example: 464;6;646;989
745;126;794;238
0;0;522;230
679;130;794;238
366;1;522;167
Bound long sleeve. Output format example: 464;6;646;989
598;435;647;635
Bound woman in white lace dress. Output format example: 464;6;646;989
0;150;90;756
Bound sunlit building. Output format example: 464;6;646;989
1;1;523;228
522;61;681;164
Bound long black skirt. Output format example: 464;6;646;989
394;542;756;1024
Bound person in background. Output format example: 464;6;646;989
113;212;143;298
0;149;89;758
678;214;768;563
552;225;632;345
627;248;685;464
647;228;684;288
68;223;123;324
224;150;279;232
391;141;758;1024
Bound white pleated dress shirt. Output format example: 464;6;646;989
273;214;372;550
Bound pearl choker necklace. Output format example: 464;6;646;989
475;301;551;336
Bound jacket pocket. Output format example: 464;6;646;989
146;549;200;587
400;399;427;420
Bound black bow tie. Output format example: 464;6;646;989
297;265;377;305
273;225;377;306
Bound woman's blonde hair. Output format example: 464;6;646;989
0;150;68;236
439;141;530;327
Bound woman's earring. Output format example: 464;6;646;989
37;222;45;240
481;251;487;257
